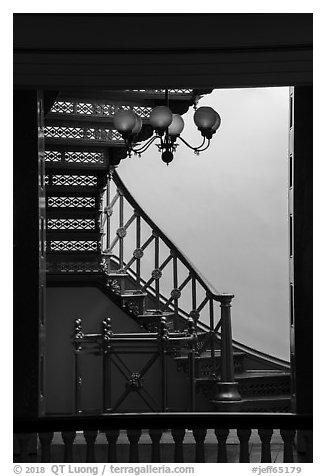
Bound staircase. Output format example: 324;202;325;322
44;89;292;414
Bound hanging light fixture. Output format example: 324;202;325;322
112;90;221;165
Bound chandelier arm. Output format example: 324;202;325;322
131;135;160;154
178;135;207;151
196;139;211;153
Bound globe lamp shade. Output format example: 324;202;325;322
113;109;137;133
132;114;143;135
168;114;185;136
194;106;218;131
149;106;173;130
211;112;221;132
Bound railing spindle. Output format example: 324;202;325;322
106;180;111;254
193;428;207;462
172;255;179;329
127;428;142;463
171;428;186;463
83;430;98;462
215;428;229;462
258;429;273;463
192;277;197;317
149;429;163;462
209;298;216;375
280;429;296;463
136;214;141;286
155;235;160;310
105;429;120;462
61;431;76;462
237;428;251;462
39;432;54;463
119;192;124;269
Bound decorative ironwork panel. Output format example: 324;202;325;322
76;103;94;115
51;175;98;187
49;241;98;252
47;196;96;208
65;151;104;164
44;126;122;141
46;260;102;273
96;104;115;116
47;218;96;231
45;175;50;185
44;126;85;139
50;101;74;114
45;150;61;162
131;106;151;118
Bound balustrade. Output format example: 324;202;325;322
100;172;240;408
13;413;312;463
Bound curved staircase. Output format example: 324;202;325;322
44;89;292;414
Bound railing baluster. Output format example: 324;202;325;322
258;429;273;463
155;235;160;309
62;431;76;462
215;428;229;462
119;192;124;269
136;214;141;286
237;428;251;462
171;428;186;463
39;432;54;463
209;298;216;375
16;433;33;462
149;429;163;462
280;429;296;463
105;429;120;462
193;428;207;462
83;430;98;462
106;179;111;254
172;255;178;329
192;276;197;311
127;428;142;463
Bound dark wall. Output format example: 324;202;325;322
13;90;42;418
293;87;313;414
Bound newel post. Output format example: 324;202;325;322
211;294;241;410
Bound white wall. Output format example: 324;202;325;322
118;87;290;361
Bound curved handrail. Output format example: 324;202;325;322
113;171;222;299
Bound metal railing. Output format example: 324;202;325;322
100;171;240;402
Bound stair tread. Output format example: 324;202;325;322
241;395;291;402
120;291;147;298
46;186;103;194
45;162;108;171
235;371;290;379
107;272;129;278
174;350;245;360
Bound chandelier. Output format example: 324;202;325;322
112;90;221;165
